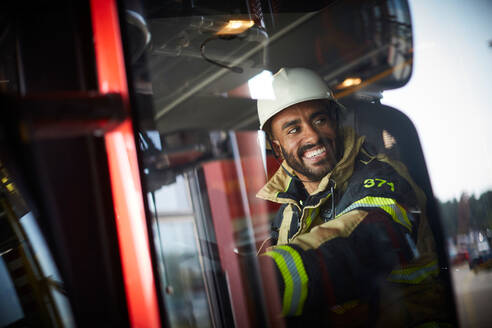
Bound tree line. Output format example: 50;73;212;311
438;190;492;238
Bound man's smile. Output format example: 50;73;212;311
301;145;327;162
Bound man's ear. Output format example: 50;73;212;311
271;139;283;159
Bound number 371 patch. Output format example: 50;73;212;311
363;178;395;192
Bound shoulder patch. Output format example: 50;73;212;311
335;159;417;215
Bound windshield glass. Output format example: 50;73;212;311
119;0;486;327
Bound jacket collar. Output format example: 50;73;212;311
256;128;365;204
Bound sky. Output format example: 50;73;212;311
382;0;492;201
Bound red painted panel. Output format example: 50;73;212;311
203;160;252;328
90;0;161;327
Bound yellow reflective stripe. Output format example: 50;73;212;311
263;250;294;316
388;260;439;284
264;246;309;316
304;206;320;231
305;208;314;230
277;246;309;315
276;175;293;199
337;196;412;231
284;175;293;192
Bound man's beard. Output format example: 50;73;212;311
281;139;337;182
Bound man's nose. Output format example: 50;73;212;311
302;123;321;144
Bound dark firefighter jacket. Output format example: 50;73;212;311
256;128;452;327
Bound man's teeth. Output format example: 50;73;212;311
304;147;326;158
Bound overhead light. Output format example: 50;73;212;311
248;70;274;100
336;77;362;89
217;20;255;35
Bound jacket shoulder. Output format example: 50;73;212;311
336;154;418;214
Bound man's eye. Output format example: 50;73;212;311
288;127;298;134
314;118;327;125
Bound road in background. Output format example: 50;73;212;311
451;264;492;328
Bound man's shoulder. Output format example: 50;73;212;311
352;151;403;182
337;151;417;211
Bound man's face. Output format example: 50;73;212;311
270;100;338;182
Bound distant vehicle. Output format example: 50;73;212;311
468;231;492;272
452;250;470;266
448;239;469;266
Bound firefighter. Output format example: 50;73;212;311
256;68;452;327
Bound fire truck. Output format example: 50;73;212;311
1;0;491;327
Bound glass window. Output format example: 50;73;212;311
382;1;492;327
122;0;460;327
0;162;75;327
0;240;24;327
148;172;214;328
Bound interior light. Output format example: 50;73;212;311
248;70;275;100
217;20;255;35
337;77;362;89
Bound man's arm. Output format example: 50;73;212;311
260;207;415;317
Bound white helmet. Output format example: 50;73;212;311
257;67;335;130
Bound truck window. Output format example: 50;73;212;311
120;0;457;327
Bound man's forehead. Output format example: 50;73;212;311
272;100;328;126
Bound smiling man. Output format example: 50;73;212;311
256;68;451;327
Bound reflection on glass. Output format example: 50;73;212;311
0;258;24;326
0;162;75;327
20;213;62;282
148;174;212;328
